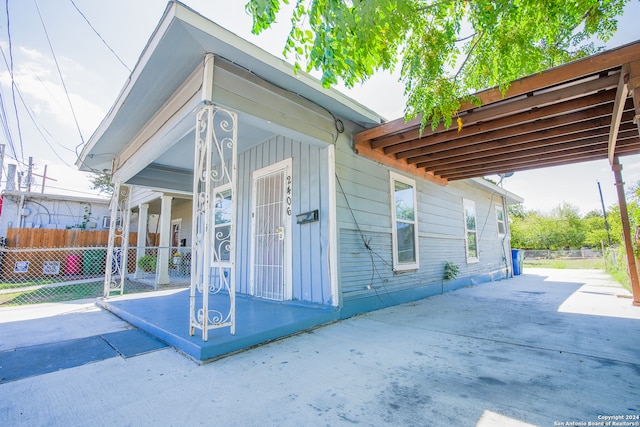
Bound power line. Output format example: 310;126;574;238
0;85;19;161
5;0;24;161
33;0;86;152
0;44;74;167
14;85;75;167
69;0;131;73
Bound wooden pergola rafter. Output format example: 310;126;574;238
354;40;640;305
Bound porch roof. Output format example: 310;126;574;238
354;41;640;185
77;1;384;175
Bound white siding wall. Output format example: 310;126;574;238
335;136;509;302
235;135;333;305
0;194;113;237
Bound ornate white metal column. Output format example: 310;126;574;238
189;104;237;341
104;182;132;297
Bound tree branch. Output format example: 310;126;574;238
453;30;484;84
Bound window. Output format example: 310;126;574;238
102;216;121;230
495;204;506;237
390;171;419;271
213;185;233;263
463;198;478;263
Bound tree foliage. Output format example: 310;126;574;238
89;171;114;195
508;197;640;250
246;0;627;130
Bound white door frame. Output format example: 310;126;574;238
250;158;293;301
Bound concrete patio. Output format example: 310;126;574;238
1;268;639;426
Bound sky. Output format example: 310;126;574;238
0;0;639;214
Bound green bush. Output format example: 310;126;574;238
137;255;157;272
605;246;633;293
444;261;460;280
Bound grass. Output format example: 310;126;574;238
0;281;104;306
0;278;180;306
0;278;57;290
523;258;605;270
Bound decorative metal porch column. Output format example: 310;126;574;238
104;182;132;297
189;104;238;341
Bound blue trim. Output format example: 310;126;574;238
341;268;507;319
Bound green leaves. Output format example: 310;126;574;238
246;0;628;130
245;0;289;33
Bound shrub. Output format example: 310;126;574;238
444;261;460;280
137;255;157;272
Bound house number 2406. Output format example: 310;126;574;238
286;175;292;216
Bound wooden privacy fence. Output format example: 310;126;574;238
0;229;160;283
4;228;161;248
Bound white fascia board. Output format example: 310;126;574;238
468;177;524;205
77;2;180;171
1;190;109;205
173;3;383;126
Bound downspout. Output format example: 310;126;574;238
502;194;513;278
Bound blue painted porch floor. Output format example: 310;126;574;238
97;288;340;361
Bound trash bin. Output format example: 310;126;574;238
511;249;524;276
65;254;82;275
83;249;106;275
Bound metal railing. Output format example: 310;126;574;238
0;246;191;306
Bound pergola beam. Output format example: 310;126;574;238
419;125;638;171
611;157;640;306
373;76;619;152
383;88;617;155
608;68;630;164
408;110;635;166
427;130;640;174
400;102;632;162
440;143;640;180
355;42;640;145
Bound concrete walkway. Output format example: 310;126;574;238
1;268;639;426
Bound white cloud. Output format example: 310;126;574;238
8;56;104;136
18;46;45;61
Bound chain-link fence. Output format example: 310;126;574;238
0;246;191;306
522;249;603;259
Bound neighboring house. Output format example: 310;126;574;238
0;190;115;238
78;2;522;340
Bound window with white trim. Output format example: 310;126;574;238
390;171;419;271
495;204;506;237
463;198;479;263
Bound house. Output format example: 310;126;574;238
0;190;113;238
78;1;522;344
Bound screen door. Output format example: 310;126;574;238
250;159;292;300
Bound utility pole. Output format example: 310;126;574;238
18;157;57;193
31;164;57;193
596;180;612;247
26;157;33;192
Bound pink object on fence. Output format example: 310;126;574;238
66;254;82;275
